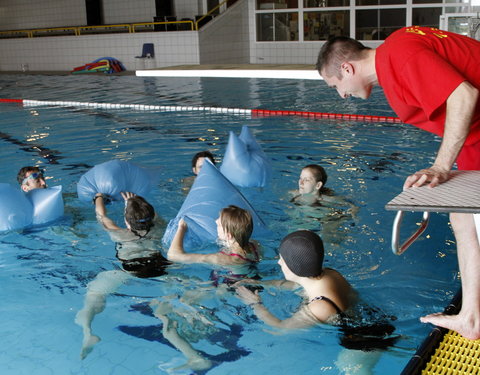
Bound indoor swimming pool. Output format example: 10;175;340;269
0;73;459;374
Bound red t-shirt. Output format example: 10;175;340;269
376;26;480;146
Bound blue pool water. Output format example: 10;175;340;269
0;74;459;375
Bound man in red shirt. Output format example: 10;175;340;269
317;26;480;340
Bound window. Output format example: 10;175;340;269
412;7;442;28
257;0;299;9
356;0;406;5
257;12;299;40
304;11;350;40
356;8;405;39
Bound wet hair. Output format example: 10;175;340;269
17;166;42;185
303;164;328;187
220;205;253;250
191;151;215;169
124;195;155;237
279;230;325;277
316;36;371;79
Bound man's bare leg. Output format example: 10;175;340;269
420;213;480;340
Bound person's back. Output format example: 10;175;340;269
376;26;480;143
308;267;354;321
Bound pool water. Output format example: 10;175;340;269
0;74;459;375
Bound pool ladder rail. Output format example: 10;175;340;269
401;289;480;375
385;170;480;255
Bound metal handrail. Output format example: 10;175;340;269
131;20;195;32
78;24;132;34
0;19;197;38
391;210;430;255
195;0;230;30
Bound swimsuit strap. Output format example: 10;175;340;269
219;247;258;262
219;250;249;262
309;295;343;315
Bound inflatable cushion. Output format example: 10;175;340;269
28;185;64;225
77;160;152;202
0;183;64;231
220;125;271;187
163;159;267;248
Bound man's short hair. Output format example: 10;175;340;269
316;36;370;79
191;151;215;169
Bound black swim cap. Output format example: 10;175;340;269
279;230;324;277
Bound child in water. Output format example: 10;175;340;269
237;230;398;373
291;164;337;206
167;205;260;265
237;230;355;326
290;164;358;244
75;191;169;359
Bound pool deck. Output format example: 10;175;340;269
136;63;321;79
0;64;322;79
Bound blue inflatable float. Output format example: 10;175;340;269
77;160;152;202
0;183;64;231
163;159;267;248
220;125;271;188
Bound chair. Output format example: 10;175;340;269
135;43;154;58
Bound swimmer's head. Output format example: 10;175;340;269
216;205;253;249
192;151;215;175
278;230;324;278
124;195;155;234
17;166;47;192
298;164;327;195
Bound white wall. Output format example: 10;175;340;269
198;0;250;64
0;0;382;72
175;0;200;20
0;31;200;72
0;0;86;30
102;0;156;24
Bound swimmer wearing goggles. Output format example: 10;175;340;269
21;170;47;192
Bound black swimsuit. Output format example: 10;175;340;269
310;296;399;351
309;295;343;315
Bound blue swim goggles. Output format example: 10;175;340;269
22;171;44;185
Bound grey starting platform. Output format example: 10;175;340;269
385;170;480;254
386;170;480;214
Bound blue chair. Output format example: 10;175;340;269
136;43;154;58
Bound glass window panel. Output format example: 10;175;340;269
304;11;350;40
412;8;442;28
447;16;470;35
256;13;299;41
304;0;349;6
356;0;405;6
412;0;440;4
356;8;405;39
257;0;298;9
445;6;471;13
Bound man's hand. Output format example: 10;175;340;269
403;165;450;190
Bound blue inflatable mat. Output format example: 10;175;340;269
220;125;271;187
0;183;64;231
163;160;267;248
77;160;152;202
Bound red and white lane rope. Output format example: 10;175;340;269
0;98;402;123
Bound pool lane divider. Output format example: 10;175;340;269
0;98;402;123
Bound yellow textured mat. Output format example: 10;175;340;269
422;331;480;375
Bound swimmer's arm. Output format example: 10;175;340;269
94;193;120;231
237;286;317;329
234;278;299;291
167;219;226;265
255;306;320;329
